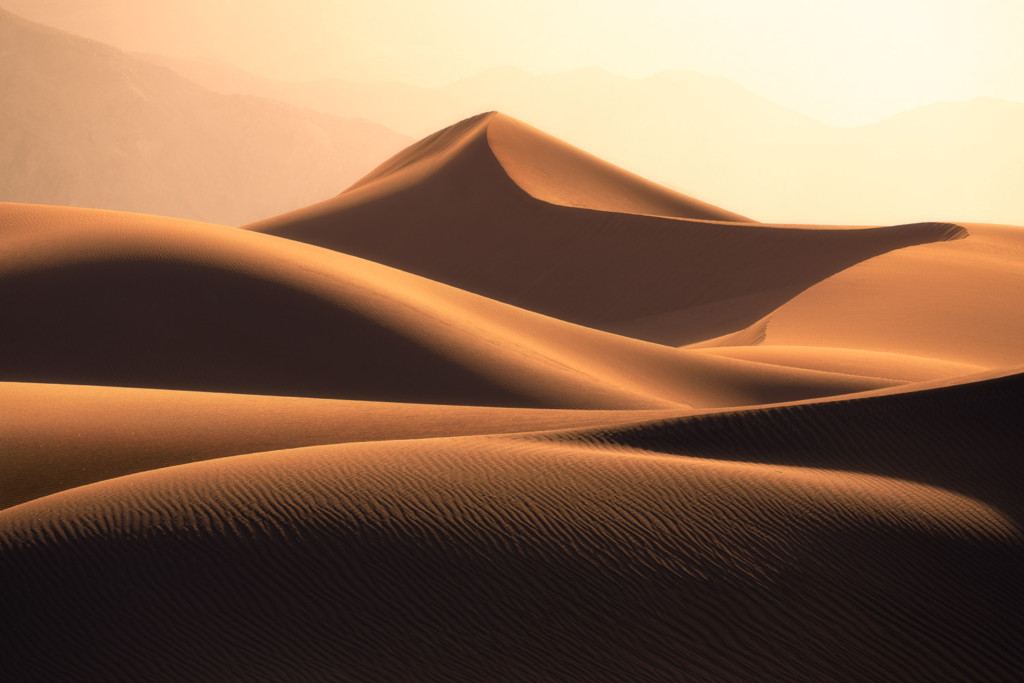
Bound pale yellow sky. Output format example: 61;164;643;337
7;0;1024;125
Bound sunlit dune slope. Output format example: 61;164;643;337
3;426;1020;680
248;112;968;345
689;345;986;382
0;202;897;413
682;220;1024;382
547;365;1024;525
0;381;679;510
758;223;1024;367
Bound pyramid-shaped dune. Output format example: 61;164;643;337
3;113;1023;680
249;112;970;346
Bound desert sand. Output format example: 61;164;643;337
2;112;1022;681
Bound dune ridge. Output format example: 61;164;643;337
1;202;910;414
0;380;682;511
248;112;968;345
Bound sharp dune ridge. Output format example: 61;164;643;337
2;111;1023;680
0;380;682;511
248;112;969;345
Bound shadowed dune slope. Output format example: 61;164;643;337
2;432;1020;681
0;203;898;412
546;366;1024;525
248;112;967;345
0;381;680;510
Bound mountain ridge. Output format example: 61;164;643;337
0;7;411;225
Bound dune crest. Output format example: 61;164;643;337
249;112;967;346
486;113;751;220
2;202;907;416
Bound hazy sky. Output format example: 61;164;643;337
8;0;1024;125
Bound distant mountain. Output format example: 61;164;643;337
144;56;1024;226
0;9;410;225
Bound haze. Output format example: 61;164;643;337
7;0;1024;126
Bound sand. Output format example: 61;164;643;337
2;112;1022;681
247;113;969;346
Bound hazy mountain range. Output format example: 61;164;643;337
0;8;410;225
3;5;1023;227
142;55;1024;227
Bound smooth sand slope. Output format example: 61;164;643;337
758;222;1024;367
3;113;1023;681
0;381;680;511
249;113;969;346
0;202;907;412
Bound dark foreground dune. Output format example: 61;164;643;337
2;112;1023;681
4;429;1021;681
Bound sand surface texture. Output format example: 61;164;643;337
3;113;1022;681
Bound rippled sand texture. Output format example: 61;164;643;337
3;113;1023;681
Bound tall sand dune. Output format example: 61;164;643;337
249;113;968;346
2;111;1022;680
137;57;1024;228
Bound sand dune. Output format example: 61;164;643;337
549;365;1024;524
4;424;1020;680
1;202;908;412
249;112;968;346
761;222;1024;367
2;112;1022;680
